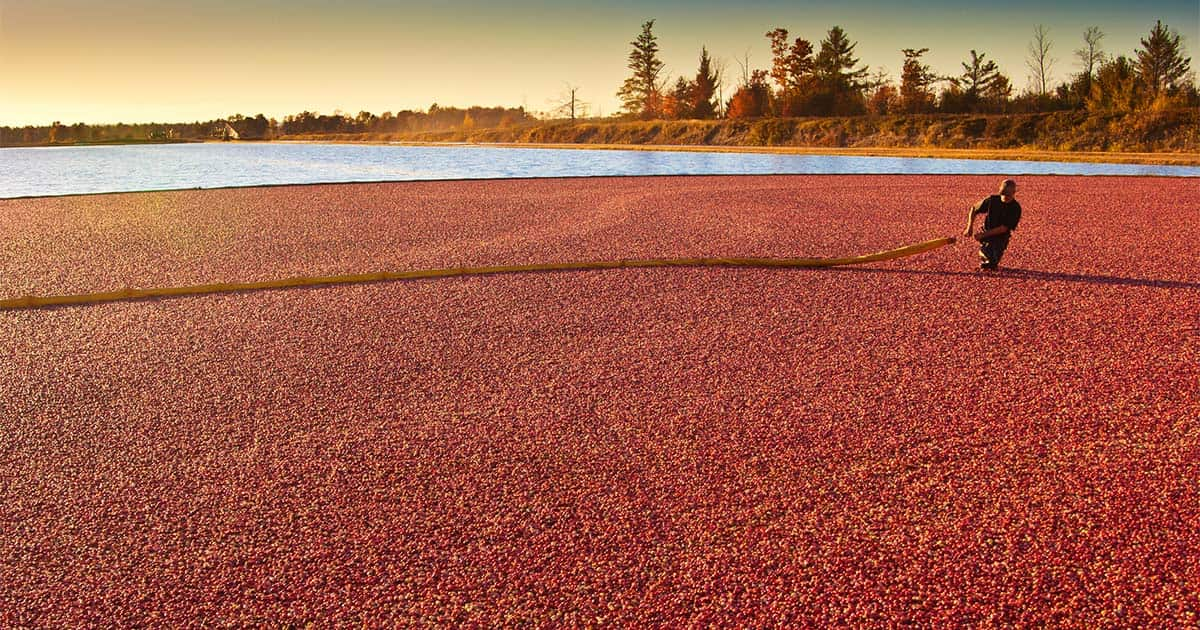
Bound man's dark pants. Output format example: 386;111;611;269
978;234;1010;268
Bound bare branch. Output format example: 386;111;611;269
1026;24;1056;95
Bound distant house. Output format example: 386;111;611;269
215;122;240;141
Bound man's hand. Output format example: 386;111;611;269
963;204;981;239
974;225;1009;242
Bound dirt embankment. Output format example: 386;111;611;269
280;109;1200;157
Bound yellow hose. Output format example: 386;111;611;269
0;236;955;311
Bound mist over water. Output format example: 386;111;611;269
2;142;1196;198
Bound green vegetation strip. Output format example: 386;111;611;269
0;237;955;311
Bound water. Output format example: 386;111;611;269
2;142;1196;198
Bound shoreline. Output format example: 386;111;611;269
4;138;1197;166
319;140;1200;166
4;172;1195;202
0;138;202;148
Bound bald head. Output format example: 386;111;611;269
999;179;1018;199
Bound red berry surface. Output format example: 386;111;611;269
1;175;1197;626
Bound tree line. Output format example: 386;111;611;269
278;105;532;136
2;19;1192;146
617;19;1195;120
1;106;533;146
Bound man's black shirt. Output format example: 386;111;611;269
977;194;1022;233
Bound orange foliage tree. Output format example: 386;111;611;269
726;70;771;119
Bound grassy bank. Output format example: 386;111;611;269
352;142;1196;166
279;109;1200;163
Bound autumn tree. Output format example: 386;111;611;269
1087;55;1141;111
726;70;771;119
765;28;818;115
867;84;899;116
766;28;791;95
663;77;694;119
899;48;937;113
691;47;720;119
865;68;898;115
1136;20;1191;96
618;20;666;119
814;26;869;114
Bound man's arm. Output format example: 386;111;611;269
963;201;985;236
973;225;1009;241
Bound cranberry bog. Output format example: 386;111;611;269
2;175;1197;626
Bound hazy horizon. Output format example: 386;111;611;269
2;0;1196;127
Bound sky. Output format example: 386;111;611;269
1;0;1196;126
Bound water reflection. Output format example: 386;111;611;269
2;142;1196;198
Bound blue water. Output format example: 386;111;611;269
1;142;1196;198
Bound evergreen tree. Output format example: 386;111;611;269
984;74;1013;109
786;37;817;91
954;50;1009;110
617;20;667;118
1136;20;1191;95
816;27;868;89
691;47;720;119
815;26;869;114
899;48;936;113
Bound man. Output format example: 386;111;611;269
963;179;1022;270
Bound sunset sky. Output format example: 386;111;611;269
1;0;1196;126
